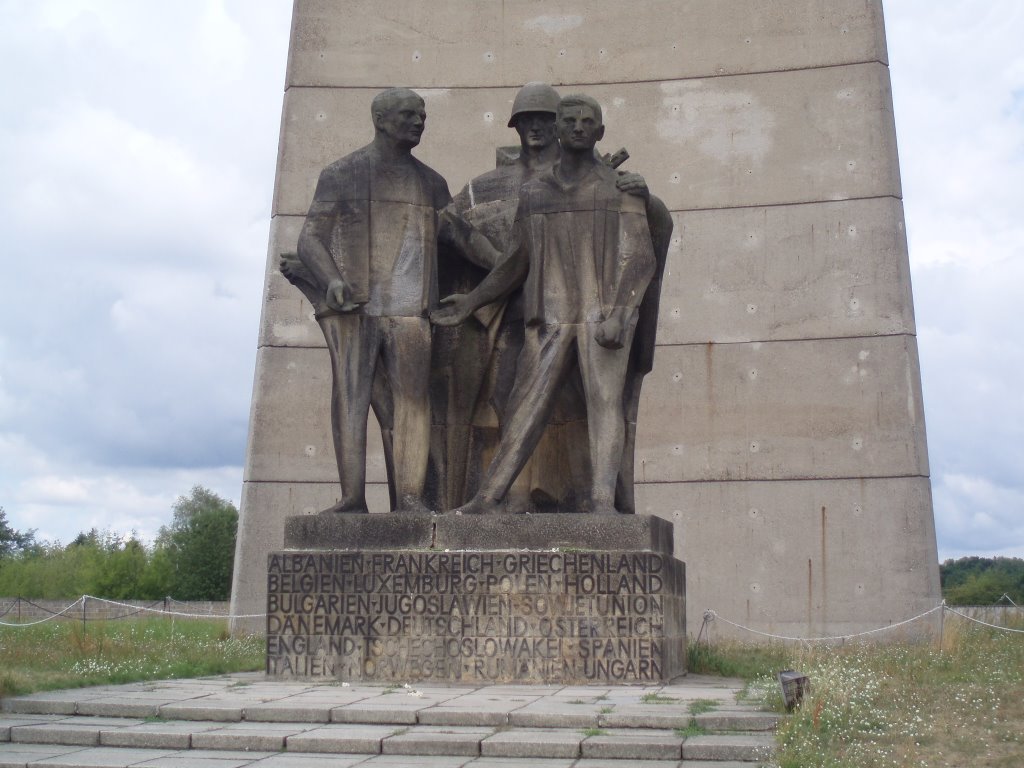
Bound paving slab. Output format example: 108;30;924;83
360;756;472;767
480;729;581;759
471;685;563;695
190;722;312;752
573;760;681;768
240;705;331;723
157;702;242;722
98;722;212;750
9;724;102;747
0;715;65;741
133;748;276;767
507;702;600;728
682;733;775;762
248;755;368;767
284;724;398;754
463;760;575;768
581;729;683;760
128;755;260;768
0;743;87;768
416;709;509;727
27;746;177;767
74;701;162;719
1;697;77;716
598;708;690;729
693;710;781;731
330;705;422;725
382;726;492;756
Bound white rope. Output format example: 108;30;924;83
0;596;85;627
84;595;267;620
943;605;1024;634
705;604;945;643
0;596;266;626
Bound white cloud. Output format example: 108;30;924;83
886;1;1024;560
0;1;288;545
933;472;1024;560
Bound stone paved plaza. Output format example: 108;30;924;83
0;673;777;766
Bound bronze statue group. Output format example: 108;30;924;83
282;84;672;517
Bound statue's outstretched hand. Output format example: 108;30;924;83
430;294;473;326
278;253;309;286
596;314;626;350
616;171;650;201
325;278;360;313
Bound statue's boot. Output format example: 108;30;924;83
322;498;369;515
454;495;504;515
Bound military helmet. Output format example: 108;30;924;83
507;82;560;127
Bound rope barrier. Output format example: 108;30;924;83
704;604;946;643
1;595;1019;635
19;597;82;616
706;602;1024;642
0;596;84;627
943;605;1024;634
84;595;267;620
0;596;267;627
166;597;226;615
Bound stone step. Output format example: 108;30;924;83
0;744;767;768
0;675;778;765
0;677;780;733
1;716;774;765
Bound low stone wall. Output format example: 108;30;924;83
0;597;231;623
948;605;1023;626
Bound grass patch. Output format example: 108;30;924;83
688;638;791;679
687;698;718;715
581;727;607;737
675;721;708;738
698;619;1024;767
0;618;263;699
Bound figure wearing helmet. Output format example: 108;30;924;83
432;83;665;513
431;82;580;513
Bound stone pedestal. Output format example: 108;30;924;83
266;514;685;684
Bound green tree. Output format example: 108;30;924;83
0;507;36;557
155;486;239;600
941;556;1024;605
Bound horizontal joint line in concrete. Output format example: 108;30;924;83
282;58;888;93
657;331;918;348
272;195;903;221
638;473;930;486
257;344;326;350
667;194;903;215
256;329;918;353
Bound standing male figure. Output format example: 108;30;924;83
434;82;585;511
293;87;451;514
432;94;657;515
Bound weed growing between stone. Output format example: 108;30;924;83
0;618;263;698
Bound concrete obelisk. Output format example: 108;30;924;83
231;0;940;640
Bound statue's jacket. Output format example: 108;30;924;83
512;162;657;327
311;144;450;317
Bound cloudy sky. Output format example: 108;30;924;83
0;1;1020;563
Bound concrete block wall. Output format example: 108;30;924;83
231;0;941;639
